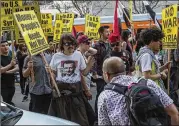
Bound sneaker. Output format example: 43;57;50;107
22;96;28;102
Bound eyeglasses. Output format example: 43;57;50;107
63;42;75;46
111;42;120;47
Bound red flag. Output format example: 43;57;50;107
113;0;120;40
72;26;77;38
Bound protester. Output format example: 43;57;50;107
16;44;28;95
121;30;133;55
163;46;179;106
121;30;134;74
108;33;132;75
135;28;170;91
92;25;112;115
44;41;55;64
23;53;52;114
49;33;95;125
98;56;179;125
77;35;97;89
1;39;19;106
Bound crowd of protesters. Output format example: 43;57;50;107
1;26;179;125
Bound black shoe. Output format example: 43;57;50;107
21;90;24;95
22;96;28;102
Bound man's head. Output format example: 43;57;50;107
98;26;110;40
108;33;121;52
59;33;77;54
63;60;76;76
102;57;126;83
121;30;130;42
49;41;54;51
77;35;91;52
140;28;164;53
0;39;9;55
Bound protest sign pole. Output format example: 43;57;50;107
40;52;61;97
28;51;35;85
11;31;15;59
167;49;171;95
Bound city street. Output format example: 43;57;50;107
12;84;97;111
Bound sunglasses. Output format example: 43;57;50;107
63;42;75;46
111;42;120;47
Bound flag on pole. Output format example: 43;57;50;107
118;1;131;29
113;0;121;39
143;1;162;30
129;0;133;21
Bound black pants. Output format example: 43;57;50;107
24;81;29;96
1;87;15;105
19;71;26;94
94;78;106;115
30;93;52;114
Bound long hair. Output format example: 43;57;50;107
59;33;77;52
18;44;25;51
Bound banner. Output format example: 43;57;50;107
41;13;53;36
1;0;22;15
60;13;74;33
13;10;49;55
0;0;22;34
162;4;178;49
1;15;14;31
13;5;41;44
85;14;100;39
53;14;63;43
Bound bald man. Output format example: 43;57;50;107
98;57;179;125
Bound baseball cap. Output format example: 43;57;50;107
76;31;84;39
108;33;119;43
0;35;7;44
77;35;92;44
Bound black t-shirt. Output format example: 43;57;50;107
1;54;15;88
111;51;130;73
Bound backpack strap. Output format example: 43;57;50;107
104;83;128;95
137;78;148;86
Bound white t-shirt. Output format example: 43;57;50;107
140;53;153;72
50;50;86;83
140;53;161;72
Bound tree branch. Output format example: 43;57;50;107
94;1;110;16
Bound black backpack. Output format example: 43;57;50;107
104;78;169;126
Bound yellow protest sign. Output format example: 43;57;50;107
13;10;49;55
60;13;74;33
1;0;22;15
41;13;53;36
53;14;63;43
1;15;14;31
13;5;41;44
85;14;100;39
162;4;178;49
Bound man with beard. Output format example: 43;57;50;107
44;41;54;64
1;38;19;105
49;33;94;125
92;25;112;115
135;28;171;91
108;33;132;75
